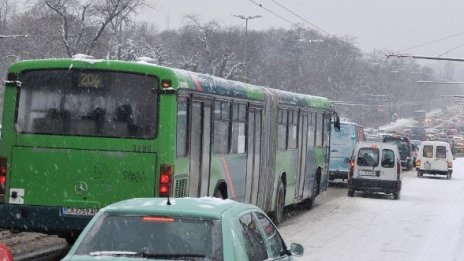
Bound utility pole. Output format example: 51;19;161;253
232;15;262;81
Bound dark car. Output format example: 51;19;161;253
383;135;413;171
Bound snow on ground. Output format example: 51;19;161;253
280;158;464;261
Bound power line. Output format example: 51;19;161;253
247;0;298;27
269;0;330;36
438;42;464;57
393;31;464;54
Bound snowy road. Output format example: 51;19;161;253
280;158;464;261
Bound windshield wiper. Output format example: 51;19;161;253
136;248;206;260
89;251;137;256
90;249;206;260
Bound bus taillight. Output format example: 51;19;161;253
0;157;7;194
159;164;174;197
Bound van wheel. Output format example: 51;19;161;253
271;180;285;225
348;189;355;197
417;171;422;178
446;172;451;180
393;192;400;200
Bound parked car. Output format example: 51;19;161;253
416;141;453;179
62;197;304;260
348;142;402;200
382;134;413;170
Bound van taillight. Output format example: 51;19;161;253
397;161;401;177
349;160;355;178
159;164;174;197
447;161;452;168
416;159;421;167
0;158;7;194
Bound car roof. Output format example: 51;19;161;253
100;197;257;220
420;140;450;146
357;141;398;151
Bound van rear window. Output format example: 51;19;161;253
357;148;379;167
423;145;433;158
381;149;395;168
436;146;446;158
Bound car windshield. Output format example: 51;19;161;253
75;214;223;260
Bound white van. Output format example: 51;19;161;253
348;142;402;200
416;141;453;179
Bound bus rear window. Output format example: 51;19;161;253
16;70;158;138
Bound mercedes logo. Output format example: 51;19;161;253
75;181;88;195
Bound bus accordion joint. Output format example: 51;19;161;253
0;157;8;195
159;163;175;197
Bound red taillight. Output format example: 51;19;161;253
159;164;174;197
448;161;452;168
416;159;421;167
143;216;175;223
0;157;7;194
397;161;401;176
349;160;355;178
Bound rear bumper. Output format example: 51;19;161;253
348;178;401;194
418;169;452;175
329;170;349;180
0;204;92;235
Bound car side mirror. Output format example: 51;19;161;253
289;243;304;257
333;115;340;132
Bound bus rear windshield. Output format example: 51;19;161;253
16;70;158;138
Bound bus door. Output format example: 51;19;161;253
321;112;332;191
188;97;212;197
296;112;309;200
245;106;263;208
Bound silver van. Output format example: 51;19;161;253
348;142;402;200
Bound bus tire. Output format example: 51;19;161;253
271;180;285;226
302;180;317;210
315;168;322;196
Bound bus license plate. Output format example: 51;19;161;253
63;207;98;216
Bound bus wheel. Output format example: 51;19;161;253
302;181;317;210
315;168;322;195
271;180;285;226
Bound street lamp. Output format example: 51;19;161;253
0;34;29;39
232;14;262;81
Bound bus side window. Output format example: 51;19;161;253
278;109;288;150
177;97;189;157
213;101;230;154
231;103;247;154
307;112;315;148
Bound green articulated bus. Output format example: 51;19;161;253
0;57;339;243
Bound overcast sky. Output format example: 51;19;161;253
140;0;464;56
